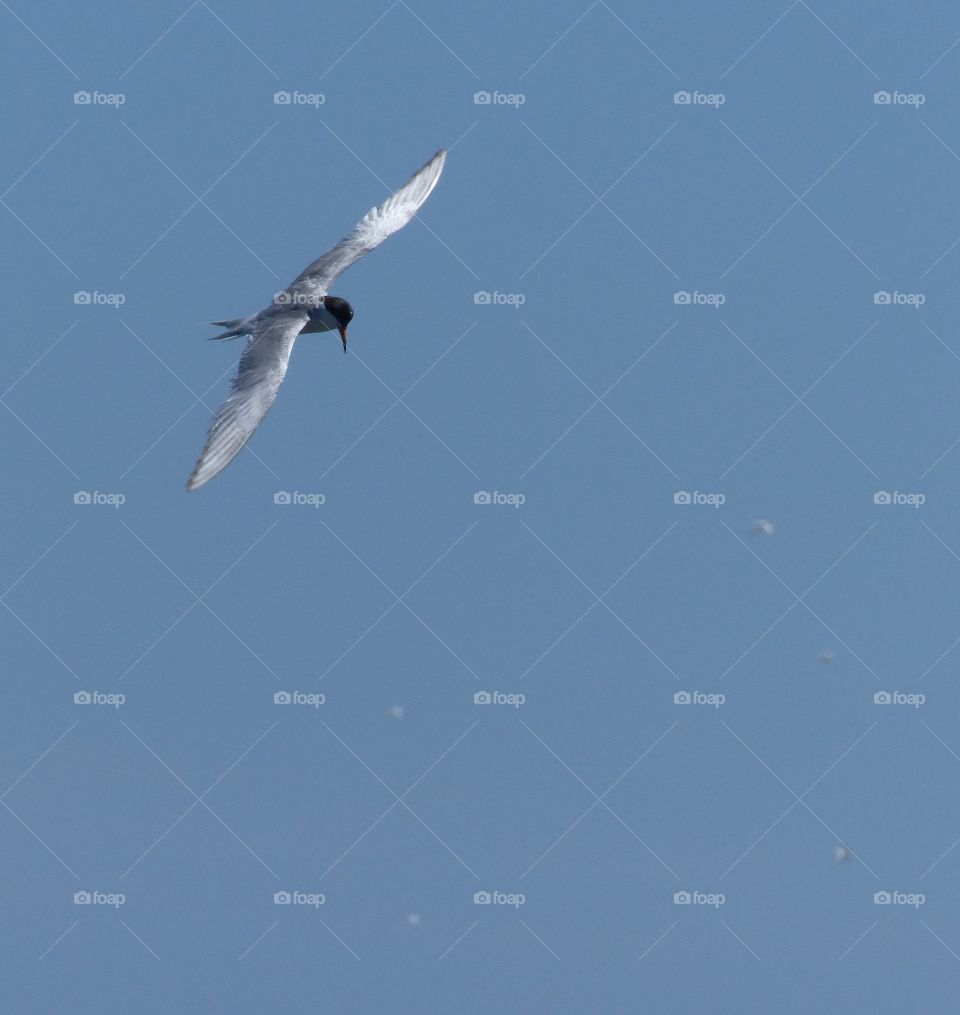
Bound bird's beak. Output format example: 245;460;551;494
339;325;348;354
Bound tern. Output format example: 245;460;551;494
186;149;447;491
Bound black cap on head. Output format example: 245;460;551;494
323;295;354;328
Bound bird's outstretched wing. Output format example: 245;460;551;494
186;312;308;491
285;149;447;301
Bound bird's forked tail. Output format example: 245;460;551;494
209;318;251;340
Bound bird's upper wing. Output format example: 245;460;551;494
285;149;447;301
186;312;308;491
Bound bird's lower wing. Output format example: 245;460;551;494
186;313;307;491
286;149;447;301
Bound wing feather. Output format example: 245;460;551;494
186;313;307;490
286;149;446;301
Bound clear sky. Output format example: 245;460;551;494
2;0;960;1011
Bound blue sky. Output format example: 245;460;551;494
2;0;960;1010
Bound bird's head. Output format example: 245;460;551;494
323;295;354;353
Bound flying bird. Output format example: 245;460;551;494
186;149;447;491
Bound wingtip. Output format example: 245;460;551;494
185;465;206;492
